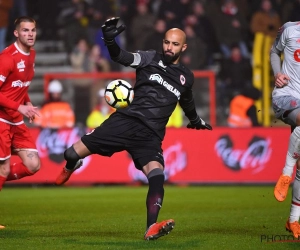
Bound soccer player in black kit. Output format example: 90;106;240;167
56;17;212;240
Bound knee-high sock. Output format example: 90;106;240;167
6;162;33;181
0;176;6;190
290;169;300;222
146;169;165;228
283;127;300;177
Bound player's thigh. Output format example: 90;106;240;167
128;128;164;171
11;123;37;153
0;122;13;160
12;124;40;170
81;112;137;156
272;96;300;126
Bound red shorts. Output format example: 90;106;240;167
0;121;37;160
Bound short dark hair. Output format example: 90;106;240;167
14;16;36;29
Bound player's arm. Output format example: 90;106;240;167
0;92;20;110
24;92;31;105
179;89;212;130
101;17;136;66
270;23;291;88
270;46;289;88
23;93;37;123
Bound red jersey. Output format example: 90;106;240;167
0;42;35;123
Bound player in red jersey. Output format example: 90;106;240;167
0;16;41;229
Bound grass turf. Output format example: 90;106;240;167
0;185;299;250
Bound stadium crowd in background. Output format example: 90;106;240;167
1;0;295;128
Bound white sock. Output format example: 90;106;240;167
289;170;300;222
283;127;300;177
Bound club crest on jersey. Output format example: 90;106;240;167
180;75;186;85
17;60;25;72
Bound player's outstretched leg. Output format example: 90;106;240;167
0;225;5;229
274;174;292;202
55;159;82;185
275;128;300;201
144;219;175;240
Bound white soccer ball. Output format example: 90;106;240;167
104;79;134;109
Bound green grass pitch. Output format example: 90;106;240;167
0;185;299;250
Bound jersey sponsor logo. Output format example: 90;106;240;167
293;49;300;62
149;74;180;99
0;74;6;82
180;75;186;85
17;60;25;72
11;80;31;87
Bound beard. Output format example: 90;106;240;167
162;49;181;64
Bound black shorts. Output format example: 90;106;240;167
81;112;164;170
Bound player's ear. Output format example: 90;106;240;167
181;43;187;52
14;30;19;38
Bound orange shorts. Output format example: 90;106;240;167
0;121;37;160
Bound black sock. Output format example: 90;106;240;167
64;146;81;170
146;174;164;228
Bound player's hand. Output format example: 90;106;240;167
275;72;290;88
18;104;40;122
187;116;212;130
101;17;126;43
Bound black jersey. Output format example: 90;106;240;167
118;50;194;140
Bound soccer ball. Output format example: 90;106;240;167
104;79;134;109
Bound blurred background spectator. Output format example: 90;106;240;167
86;0;115;45
227;86;261;127
34;80;75;129
130;2;156;51
217;43;253;119
0;0;13;52
144;19;167;52
180;24;207;70
86;88;115;130
70;38;90;73
57;0;89;55
184;0;220;67
250;0;281;39
213;0;250;59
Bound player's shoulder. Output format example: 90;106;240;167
280;21;300;33
136;49;156;59
0;44;17;57
0;44;15;64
